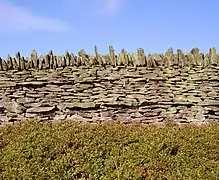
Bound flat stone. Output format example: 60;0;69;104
173;95;187;102
60;85;74;89
67;114;87;121
187;95;202;103
26;93;44;98
52;81;70;85
198;100;219;106
26;106;55;113
158;101;173;105
207;115;219;119
6;112;18;118
124;74;142;78
25;113;39;118
17;97;35;104
23;102;43;108
0;81;17;88
54;114;66;121
102;76;120;81
191;106;204;112
130;112;143;118
138;107;153;113
36;77;49;81
66;102;98;109
133;78;147;82
18;81;48;86
46;85;63;92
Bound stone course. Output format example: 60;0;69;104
0;46;219;125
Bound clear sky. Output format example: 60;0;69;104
0;0;218;59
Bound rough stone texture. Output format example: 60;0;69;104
0;47;219;126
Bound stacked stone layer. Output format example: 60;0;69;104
0;47;219;125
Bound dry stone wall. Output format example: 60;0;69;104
0;46;219;126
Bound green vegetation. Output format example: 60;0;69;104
0;120;218;179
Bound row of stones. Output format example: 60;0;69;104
0;65;219;87
0;102;218;125
1;47;219;71
1;66;219;125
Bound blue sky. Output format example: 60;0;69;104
0;0;218;59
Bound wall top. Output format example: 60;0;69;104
0;47;219;71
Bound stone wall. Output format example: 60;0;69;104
0;46;219;126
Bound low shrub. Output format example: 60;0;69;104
0;119;218;179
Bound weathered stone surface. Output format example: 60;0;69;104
0;102;4;110
3;101;25;114
0;115;9;122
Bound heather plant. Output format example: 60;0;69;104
0;119;218;179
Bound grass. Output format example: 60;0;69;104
0;119;218;180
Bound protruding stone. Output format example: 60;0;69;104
53;55;58;69
203;54;210;67
38;55;44;69
177;49;186;67
65;50;70;67
190;48;203;66
78;49;90;66
27;57;34;69
121;49;129;66
137;48;146;66
109;45;116;66
147;54;157;67
12;56;18;70
20;56;26;70
132;53;138;67
61;55;67;67
70;53;76;66
151;54;163;66
165;48;174;67
16;52;21;70
7;55;13;70
56;56;62;68
49;50;54;68
45;54;50;69
0;57;3;71
30;50;38;68
117;51;126;66
209;47;219;65
75;56;82;67
94;45;100;65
